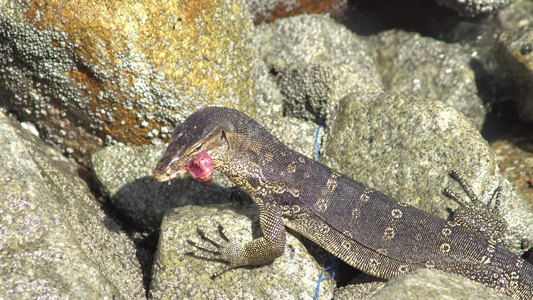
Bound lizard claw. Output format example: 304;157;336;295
196;226;224;248
444;170;507;238
217;224;231;242
186;224;243;278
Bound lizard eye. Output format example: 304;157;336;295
195;145;202;152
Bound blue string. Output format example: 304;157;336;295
313;125;336;300
314;255;336;300
315;125;324;163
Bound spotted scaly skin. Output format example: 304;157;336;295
154;107;533;299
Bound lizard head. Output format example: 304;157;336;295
153;107;234;184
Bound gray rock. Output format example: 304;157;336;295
324;92;533;254
275;63;381;126
435;0;512;17
255;114;322;160
255;14;383;89
252;58;284;116
498;0;533;30
245;0;347;24
368;30;486;129
0;111;144;299
494;26;533;122
92;115;320;230
334;276;385;300
370;269;510;300
334;268;510;300
149;204;335;300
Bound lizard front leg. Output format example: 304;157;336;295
188;202;287;278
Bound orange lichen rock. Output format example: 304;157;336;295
1;0;259;163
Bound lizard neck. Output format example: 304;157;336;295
215;119;296;196
215;121;323;204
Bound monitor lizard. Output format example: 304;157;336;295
153;106;533;299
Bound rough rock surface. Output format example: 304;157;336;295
495;26;533;122
369;30;486;129
334;269;510;299
435;0;512;17
247;0;348;24
0;111;144;299
274;63;380;126
150;204;335;299
256;14;383;89
0;0;265;164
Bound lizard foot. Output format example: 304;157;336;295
186;224;245;278
444;170;507;238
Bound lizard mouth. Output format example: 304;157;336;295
155;151;214;184
185;151;214;183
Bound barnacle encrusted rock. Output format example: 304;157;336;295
0;0;260;163
435;0;512;17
